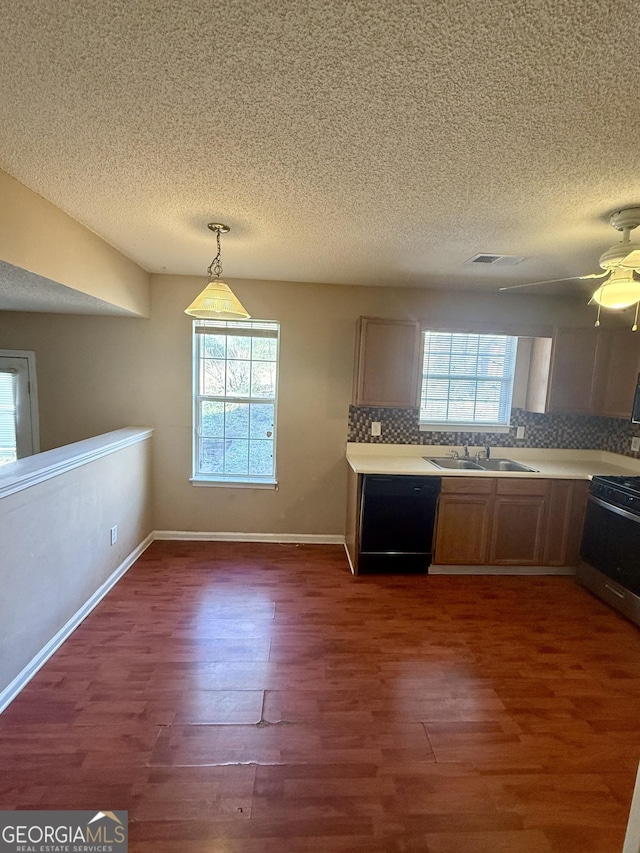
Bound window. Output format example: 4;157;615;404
192;320;279;485
0;351;39;466
419;332;517;429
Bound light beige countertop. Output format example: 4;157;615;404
346;443;640;480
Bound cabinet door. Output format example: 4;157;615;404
599;328;640;418
543;479;588;567
434;494;493;564
353;317;421;407
489;495;546;565
547;328;604;414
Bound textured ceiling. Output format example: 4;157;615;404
1;0;640;307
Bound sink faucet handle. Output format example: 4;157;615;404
448;449;459;459
485;444;490;459
463;444;469;458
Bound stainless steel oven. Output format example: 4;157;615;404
578;475;640;627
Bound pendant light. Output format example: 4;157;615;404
184;223;250;320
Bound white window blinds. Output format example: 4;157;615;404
193;320;279;483
420;332;517;426
0;370;18;465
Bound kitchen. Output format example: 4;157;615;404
3;0;640;849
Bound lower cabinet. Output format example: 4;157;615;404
434;477;588;568
489;480;547;565
432;478;493;564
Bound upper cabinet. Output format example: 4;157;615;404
353;317;421;407
525;326;640;417
599;328;640;418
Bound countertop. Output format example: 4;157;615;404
346;443;640;480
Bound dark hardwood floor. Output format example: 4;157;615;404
1;541;639;851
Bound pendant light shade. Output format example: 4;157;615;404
184;279;249;319
184;223;250;320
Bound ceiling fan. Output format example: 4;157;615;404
500;207;640;330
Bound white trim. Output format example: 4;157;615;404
154;530;345;545
0;427;153;500
419;423;511;434
623;760;640;853
344;543;356;575
0;532;154;715
190;477;277;489
429;564;576;576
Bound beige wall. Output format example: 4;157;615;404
0;434;152;697
0;276;600;535
0;169;150;317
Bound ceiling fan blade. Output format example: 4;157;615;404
619;249;640;270
499;274;598;292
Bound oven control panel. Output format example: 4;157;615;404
591;476;640;514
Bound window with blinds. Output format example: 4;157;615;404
0;369;18;465
420;332;517;428
193;319;279;484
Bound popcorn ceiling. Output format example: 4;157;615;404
0;0;639;290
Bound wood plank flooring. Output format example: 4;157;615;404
1;541;640;851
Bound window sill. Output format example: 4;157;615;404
419;423;511;434
190;477;278;490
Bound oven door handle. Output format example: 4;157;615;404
588;493;640;523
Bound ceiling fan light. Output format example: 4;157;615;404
591;269;640;309
619;249;640;270
184;279;250;319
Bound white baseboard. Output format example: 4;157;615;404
154;530;345;545
0;532;154;715
429;564;576;576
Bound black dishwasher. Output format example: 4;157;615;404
358;475;442;573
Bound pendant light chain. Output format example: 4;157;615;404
207;228;223;280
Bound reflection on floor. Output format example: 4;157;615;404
1;540;639;852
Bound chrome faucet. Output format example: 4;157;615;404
448;449;459;459
475;445;491;461
463;444;470;458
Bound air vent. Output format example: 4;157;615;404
468;254;501;264
466;254;526;266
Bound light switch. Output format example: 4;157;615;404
371;421;381;437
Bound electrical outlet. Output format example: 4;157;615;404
632;437;640;452
516;426;525;439
371;421;381;437
110;525;118;546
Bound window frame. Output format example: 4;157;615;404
0;350;39;464
418;331;517;433
191;319;279;488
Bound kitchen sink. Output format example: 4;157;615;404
476;458;538;473
425;457;484;470
426;457;538;473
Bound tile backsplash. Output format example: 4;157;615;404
348;406;640;459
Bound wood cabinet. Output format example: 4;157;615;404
434;477;588;568
599;327;640;418
526;326;640;417
526;328;606;415
543;479;588;566
433;478;493;565
489;480;547;565
352;317;421;407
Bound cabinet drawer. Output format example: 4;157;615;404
441;477;493;495
495;478;548;496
